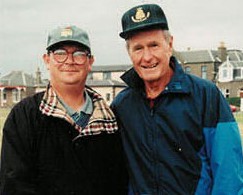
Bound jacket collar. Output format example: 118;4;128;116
39;84;118;136
121;56;191;94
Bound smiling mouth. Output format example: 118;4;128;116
141;63;158;69
60;68;79;72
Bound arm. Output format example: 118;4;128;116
0;104;37;195
204;90;243;194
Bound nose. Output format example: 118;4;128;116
65;53;75;64
142;48;153;62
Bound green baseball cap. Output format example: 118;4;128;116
46;25;90;51
120;4;169;39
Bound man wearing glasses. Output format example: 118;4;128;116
0;25;127;194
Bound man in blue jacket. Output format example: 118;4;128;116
111;4;243;195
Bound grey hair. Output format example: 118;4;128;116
163;30;171;43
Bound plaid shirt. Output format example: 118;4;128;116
39;84;118;138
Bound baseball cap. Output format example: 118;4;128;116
120;4;169;39
46;25;90;51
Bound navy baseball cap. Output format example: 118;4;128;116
120;4;169;39
46;25;90;51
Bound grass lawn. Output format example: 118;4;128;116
0;108;10;151
233;112;243;138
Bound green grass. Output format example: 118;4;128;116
234;113;243;123
0;108;10;151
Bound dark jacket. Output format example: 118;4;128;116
0;88;128;195
111;57;243;195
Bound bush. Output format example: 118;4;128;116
226;97;240;107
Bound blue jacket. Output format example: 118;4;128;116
111;57;243;195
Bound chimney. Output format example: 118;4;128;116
218;42;227;62
36;67;41;86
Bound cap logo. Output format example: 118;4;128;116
131;7;150;23
61;27;73;37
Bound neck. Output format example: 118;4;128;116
145;83;164;99
52;83;85;111
145;68;174;99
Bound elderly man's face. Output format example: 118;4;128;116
127;29;173;85
43;44;93;88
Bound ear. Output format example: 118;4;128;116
126;41;130;54
43;54;51;70
169;35;173;50
126;41;133;60
87;56;94;72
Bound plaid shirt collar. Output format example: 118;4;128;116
39;84;118;138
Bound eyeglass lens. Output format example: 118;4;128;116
53;49;89;64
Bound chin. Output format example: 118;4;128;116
141;77;156;83
140;74;160;82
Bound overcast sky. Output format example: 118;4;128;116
0;0;243;78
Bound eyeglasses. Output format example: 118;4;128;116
51;49;91;64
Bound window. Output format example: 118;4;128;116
185;66;191;74
12;89;20;102
225;89;230;98
3;89;7;101
201;66;207;79
233;69;241;79
223;69;227;78
103;72;111;80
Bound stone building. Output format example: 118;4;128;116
175;43;243;98
0;71;36;107
88;64;131;82
0;68;48;108
217;52;243;97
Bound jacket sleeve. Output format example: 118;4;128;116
0;103;37;195
203;89;243;195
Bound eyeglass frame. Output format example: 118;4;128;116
47;48;92;65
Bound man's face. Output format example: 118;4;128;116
127;29;173;85
43;44;93;87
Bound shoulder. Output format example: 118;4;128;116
185;74;219;95
185;74;234;123
187;73;216;88
10;92;44;116
3;92;45;135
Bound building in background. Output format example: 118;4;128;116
0;65;129;108
175;43;243;97
86;79;126;105
217;50;243;97
0;71;35;107
88;64;131;82
1;43;243;107
87;64;130;104
0;68;48;108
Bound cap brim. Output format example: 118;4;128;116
46;40;90;51
120;22;168;39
